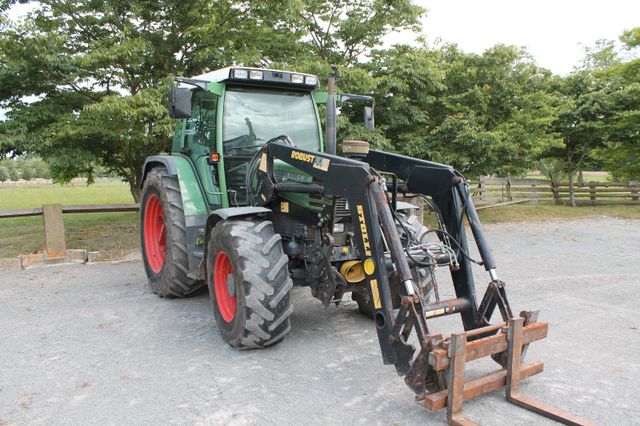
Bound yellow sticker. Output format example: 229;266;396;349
363;258;375;275
342;246;349;254
425;307;447;318
356;204;372;256
291;150;315;163
280;201;289;213
370;279;382;309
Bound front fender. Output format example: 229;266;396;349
205;207;272;242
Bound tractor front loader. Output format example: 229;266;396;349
139;66;593;425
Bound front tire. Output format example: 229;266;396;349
207;219;293;349
140;167;204;297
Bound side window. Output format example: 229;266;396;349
185;91;217;149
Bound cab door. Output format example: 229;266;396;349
184;90;222;208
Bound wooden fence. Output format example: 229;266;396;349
0;203;139;261
474;177;640;206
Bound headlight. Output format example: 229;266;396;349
332;223;345;233
233;69;248;79
249;70;263;80
291;74;304;84
305;75;318;86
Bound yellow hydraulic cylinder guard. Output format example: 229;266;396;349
339;260;365;283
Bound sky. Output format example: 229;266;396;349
386;0;640;75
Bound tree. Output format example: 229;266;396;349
297;0;424;65
0;165;8;182
577;39;620;71
546;71;613;205
363;43;557;178
7;164;19;181
0;0;303;200
597;28;640;181
20;166;34;181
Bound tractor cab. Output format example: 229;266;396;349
167;67;324;207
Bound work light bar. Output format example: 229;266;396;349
228;68;319;89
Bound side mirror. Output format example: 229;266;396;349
168;87;193;118
364;105;375;131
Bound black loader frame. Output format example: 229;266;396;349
253;142;593;426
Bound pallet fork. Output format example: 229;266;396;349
420;314;595;425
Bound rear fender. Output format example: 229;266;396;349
141;155;209;279
141;155;208;217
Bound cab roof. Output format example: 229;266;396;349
190;67;319;90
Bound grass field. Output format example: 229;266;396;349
525;170;612;183
1;179;639;259
0;180;138;258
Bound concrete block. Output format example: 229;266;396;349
0;257;22;271
87;250;112;263
20;252;46;269
87;249;141;263
45;256;71;265
122;249;142;261
67;249;88;263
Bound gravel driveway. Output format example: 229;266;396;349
1;218;639;425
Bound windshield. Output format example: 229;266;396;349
223;87;320;153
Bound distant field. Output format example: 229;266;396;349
525;171;612;183
0;179;134;209
0;180;138;258
477;204;640;223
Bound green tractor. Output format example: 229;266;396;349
140;66;433;348
139;66;582;423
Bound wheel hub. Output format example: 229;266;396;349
226;275;235;296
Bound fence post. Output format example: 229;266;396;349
551;179;562;205
478;178;485;203
631;181;639;203
43;204;66;259
589;182;596;205
506;179;513;202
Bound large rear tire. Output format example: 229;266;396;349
207;219;293;349
140;167;204;297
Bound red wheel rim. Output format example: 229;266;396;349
143;194;166;273
213;251;237;322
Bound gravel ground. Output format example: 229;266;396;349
1;218;639;425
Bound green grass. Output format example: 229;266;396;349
0;181;139;258
525;171;612;183
0;212;139;258
0;180;134;209
477;204;640;224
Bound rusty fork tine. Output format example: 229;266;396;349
447;332;479;426
506;318;596;426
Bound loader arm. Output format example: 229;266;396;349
364;149;505;330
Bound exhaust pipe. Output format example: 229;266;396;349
325;65;339;155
